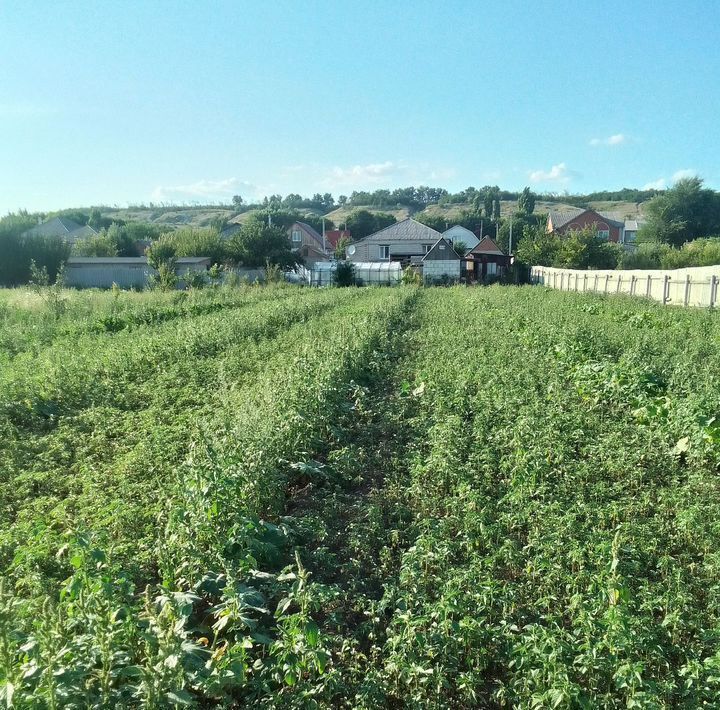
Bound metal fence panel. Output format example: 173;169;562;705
531;266;720;308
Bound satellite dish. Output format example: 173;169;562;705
347;245;356;256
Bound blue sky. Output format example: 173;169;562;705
1;0;719;212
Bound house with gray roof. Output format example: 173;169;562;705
622;219;645;248
23;217;98;244
546;208;625;243
346;218;442;265
442;224;480;253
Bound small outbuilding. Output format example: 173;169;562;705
421;237;461;284
464;237;511;282
65;257;211;289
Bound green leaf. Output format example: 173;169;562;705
166;689;194;706
164;654;180;669
674;436;690;455
305;620;319;647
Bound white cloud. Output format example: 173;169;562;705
151;177;257;203
642;178;666;190
329;161;402;186
528;162;572;185
316;160;455;191
642;170;698;191
672;169;696;182
590;133;627;147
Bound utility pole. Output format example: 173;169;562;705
509;219;513;255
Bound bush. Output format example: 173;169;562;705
334;261;356;287
149;263;178;291
0;213;71;285
516;225;619;269
617;238;720;270
402;266;421;285
146;236;178;271
185;270;207;290
161;227;228;264
75;232;118;257
617;242;668;269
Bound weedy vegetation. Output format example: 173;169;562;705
1;283;720;707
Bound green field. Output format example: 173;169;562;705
1;284;720;707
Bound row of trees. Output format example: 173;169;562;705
146;215;298;270
229;185;663;214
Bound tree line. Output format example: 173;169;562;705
229;185;664;213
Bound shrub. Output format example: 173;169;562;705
402;266;421;285
334;261;356;287
0;213;71;285
185;270;207;290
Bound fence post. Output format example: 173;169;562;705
663;275;670;305
630;275;636;296
594;274;599;292
584;274;588;292
684;274;691;306
616;274;622;293
711;275;718;308
604;274;609;294
646;274;652;298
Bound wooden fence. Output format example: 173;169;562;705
531;265;720;307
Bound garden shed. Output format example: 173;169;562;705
421;237;461;284
465;237;511;282
64;257;211;289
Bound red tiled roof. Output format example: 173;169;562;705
324;229;351;249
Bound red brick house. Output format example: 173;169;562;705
547;208;624;243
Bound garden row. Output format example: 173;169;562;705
0;285;420;706
2;285;720;707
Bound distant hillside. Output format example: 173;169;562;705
104;207;236;228
98;199;647;232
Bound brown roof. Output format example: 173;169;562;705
469;237;506;256
293;221;325;248
548;208;624;230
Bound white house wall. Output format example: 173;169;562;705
348;239;435;262
423;260;461;282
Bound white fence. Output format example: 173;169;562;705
531;265;720;307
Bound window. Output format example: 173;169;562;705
378;244;390;259
597;229;610;241
291;230;302;243
423;244;432;253
487;262;497;276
